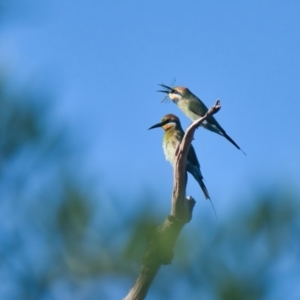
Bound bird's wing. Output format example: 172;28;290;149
187;96;209;117
187;96;246;154
188;97;223;128
187;144;200;169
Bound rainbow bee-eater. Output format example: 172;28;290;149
158;84;245;155
149;114;217;217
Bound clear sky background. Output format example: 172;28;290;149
1;1;299;218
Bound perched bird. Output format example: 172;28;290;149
157;84;245;155
148;114;217;217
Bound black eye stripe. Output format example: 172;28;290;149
168;119;177;123
162;118;177;125
171;89;180;95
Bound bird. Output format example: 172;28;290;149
157;84;246;155
148;113;217;218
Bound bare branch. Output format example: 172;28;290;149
124;100;221;300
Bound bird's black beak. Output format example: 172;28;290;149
148;119;170;130
156;84;172;94
158;84;172;90
148;122;163;130
157;84;173;102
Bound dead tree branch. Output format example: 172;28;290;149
124;100;221;300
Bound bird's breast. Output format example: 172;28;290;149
163;134;181;166
176;99;198;121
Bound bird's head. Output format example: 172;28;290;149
157;84;189;103
148;114;181;131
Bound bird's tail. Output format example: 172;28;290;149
187;163;218;219
203;122;246;155
198;178;210;200
198;180;218;220
191;169;218;220
208;199;218;220
222;132;246;156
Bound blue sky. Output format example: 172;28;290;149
1;0;300;220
